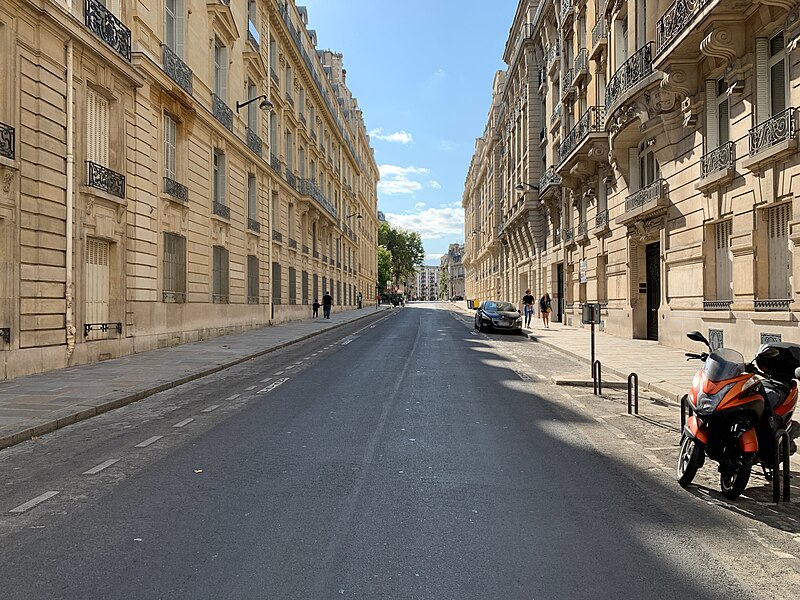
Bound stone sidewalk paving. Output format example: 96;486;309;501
451;301;698;403
0;306;389;450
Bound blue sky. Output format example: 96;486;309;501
300;1;516;264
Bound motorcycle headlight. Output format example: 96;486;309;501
696;382;735;412
741;375;761;394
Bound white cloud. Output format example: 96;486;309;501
429;180;442;189
368;128;414;144
378;164;430;196
414;202;426;210
385;206;465;241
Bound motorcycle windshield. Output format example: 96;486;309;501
703;348;746;381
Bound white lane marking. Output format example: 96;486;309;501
261;377;273;383
225;394;240;401
274;371;284;376
202;405;221;413
257;377;289;394
294;362;304;366
285;365;296;370
370;325;376;329
9;491;60;514
173;418;194;428
341;340;352;345
135;435;163;448
244;385;256;391
513;370;531;382
83;459;120;475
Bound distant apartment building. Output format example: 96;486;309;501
0;0;379;379
440;243;466;299
463;0;800;355
414;266;442;301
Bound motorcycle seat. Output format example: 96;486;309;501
761;378;794;411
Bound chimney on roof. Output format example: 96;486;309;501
342;69;346;84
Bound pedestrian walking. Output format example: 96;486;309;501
521;289;535;328
312;298;321;319
322;291;333;319
539;292;552;328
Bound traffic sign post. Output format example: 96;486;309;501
582;303;602;378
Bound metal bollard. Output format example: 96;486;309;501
773;431;791;503
627;372;639;415
593;360;602;396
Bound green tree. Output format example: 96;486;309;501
378;223;425;286
377;245;393;293
439;268;449;300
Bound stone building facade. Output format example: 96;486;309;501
440;243;465;299
0;0;379;380
464;0;800;355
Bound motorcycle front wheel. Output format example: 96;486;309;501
677;435;704;488
720;460;751;500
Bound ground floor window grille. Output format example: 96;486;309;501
767;204;790;299
247;255;259;304
715;220;732;301
163;233;186;303
212;246;229;303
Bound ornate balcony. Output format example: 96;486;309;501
247;218;260;233
162;45;193;95
84;0;131;62
212;201;229;219
272;230;283;242
270;67;279;85
561;69;576;102
605;42;654;114
743;107;798;170
299;178;337;218
573;49;588;84
754;299;793;312
550;102;562;131
270;153;282;175
558;106;605;167
246;127;262;157
590;18;607;60
703;300;732;311
0;122;14;160
285;170;297;189
617;179;668;225
539;167;562;198
577;220;588;238
595;209;610;232
547;41;560;75
288;238;298;249
656;0;712;57
86;161;125;198
564;227;575;245
561;0;574;25
163;177;188;201
212;94;233;131
697;141;735;190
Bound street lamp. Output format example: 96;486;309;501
346;213;362;219
235;94;274;113
514;182;539;193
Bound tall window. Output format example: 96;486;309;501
271;194;279;232
705;78;729;150
164;0;184;57
272;262;282;304
714;221;732;302
247;81;258;131
163;233;186;303
247;174;257;221
631;142;659;191
87;89;109;167
299;147;306;178
288;203;295;240
289;266;297;304
756;33;787;123
164;114;177;182
269;113;278;156
212;246;229;303
269;36;277;72
213;38;228;101
213;149;226;206
247;255;259;304
767;204;791;299
285;131;293;172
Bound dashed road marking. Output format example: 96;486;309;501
83;459;120;475
225;394;240;401
257;377;289;394
9;491;60;514
274;371;284;376
341;339;352;345
173;418;194;428
260;377;273;383
513;370;532;382
202;405;220;413
135;436;163;448
244;385;256;391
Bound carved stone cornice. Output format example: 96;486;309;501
762;0;795;10
700;25;744;68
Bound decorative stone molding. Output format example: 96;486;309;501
700;25;744;68
2;171;13;194
762;0;795;10
279;53;286;68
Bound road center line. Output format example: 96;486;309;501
135;435;163;448
341;340;352;345
9;491;60;514
225;394;240;401
202;405;220;413
173;418;194;428
260;377;273;383
244;385;256;390
257;377;289;394
83;459;120;475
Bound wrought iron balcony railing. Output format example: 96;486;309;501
272;230;283;242
322;254;328;262
625;178;665;212
270;153;282;175
703;300;733;311
606;42;654;110
554;230;562;246
285;170;297;189
700;141;735;179
212;293;229;304
0;327;10;344
302;244;309;254
754;298;793;311
247;218;260;233
539;66;547;88
212;94;233;131
0;122;14;160
595;209;609;229
84;0;131;62
248;295;259;305
656;0;712;56
162;291;186;303
577;221;588;237
246;127;262;157
87;161;125;198
550;102;562;128
298;178;337;218
84;322;122;337
212;201;230;219
300;113;307;126
562;69;576;100
749;107;797;156
162;45;193;95
285;92;294;107
539;167;562;195
558;106;605;164
547;41;560;71
288;238;298;249
564;227;574;242
270;67;279;85
574;49;588;79
163;177;188;201
591;17;607;55
561;0;574;22
313;251;320;259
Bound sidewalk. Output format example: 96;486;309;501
0;306;389;450
451;301;696;403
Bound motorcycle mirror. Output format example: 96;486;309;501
686;330;711;348
758;347;780;359
795;366;800;380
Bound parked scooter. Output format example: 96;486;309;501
678;331;799;499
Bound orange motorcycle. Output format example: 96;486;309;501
678;331;799;499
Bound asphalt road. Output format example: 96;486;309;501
0;304;796;599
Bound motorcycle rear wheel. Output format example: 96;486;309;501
720;461;751;500
677;435;704;488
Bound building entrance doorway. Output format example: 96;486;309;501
556;263;564;323
646;242;660;341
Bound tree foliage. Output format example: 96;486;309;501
378;223;425;285
377;246;393;293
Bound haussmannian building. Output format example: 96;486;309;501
0;0;379;380
440;243;465;299
464;0;800;355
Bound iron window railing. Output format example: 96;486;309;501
754;299;793;311
162;291;186;303
703;300;733;310
298;178;337;218
84;322;122;337
270;153;282;175
163;177;188;201
577;221;588;237
247;218;261;232
87;161;125;198
558;106;605;163
0;328;10;344
700;141;735;178
547;40;560;70
272;230;283;242
550;102;562;127
574;49;588;76
212;94;234;131
592;18;607;52
212;201;230;219
656;0;712;55
539;167;562;194
84;0;131;61
286;170;297;189
625;179;665;212
288;238;298;249
246;127;263;157
606;42;654;110
564;227;574;242
162;45;193;95
595;209;609;228
749;107;797;156
270;67;279;85
0;122;14;160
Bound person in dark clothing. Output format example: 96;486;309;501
539;292;552;328
312;298;321;318
521;289;535;328
322;291;333;319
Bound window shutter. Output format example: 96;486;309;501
87;90;109;167
219;46;228;102
755;38;770;123
164;0;175;52
164;115;176;180
628;147;639;192
718;97;729;145
715;221;732;301
771;58;786;116
768;204;791;298
219;153;226;205
175;0;185;58
705;79;718;151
